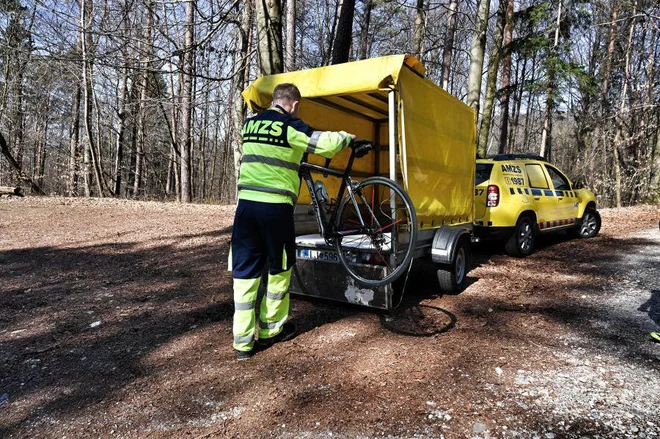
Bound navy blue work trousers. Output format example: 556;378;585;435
231;199;296;279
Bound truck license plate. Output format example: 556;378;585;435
297;248;340;263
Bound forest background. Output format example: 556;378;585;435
0;0;658;207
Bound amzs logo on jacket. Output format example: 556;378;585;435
244;120;284;136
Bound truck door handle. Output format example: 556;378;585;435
534;197;541;201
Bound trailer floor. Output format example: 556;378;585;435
0;197;658;438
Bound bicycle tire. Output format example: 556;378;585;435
334;176;418;288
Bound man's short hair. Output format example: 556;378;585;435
272;83;301;103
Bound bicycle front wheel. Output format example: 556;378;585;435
334;176;418;288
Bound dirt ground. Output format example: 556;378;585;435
0;197;658;438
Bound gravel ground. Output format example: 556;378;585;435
0;197;658;438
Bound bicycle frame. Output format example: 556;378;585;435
299;152;352;242
299;149;377;244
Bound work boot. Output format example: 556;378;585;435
257;322;297;347
235;349;254;361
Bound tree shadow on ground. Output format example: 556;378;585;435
0;227;349;436
2;220;658;437
384;231;660;359
463;232;660;365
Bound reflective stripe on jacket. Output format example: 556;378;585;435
238;105;351;204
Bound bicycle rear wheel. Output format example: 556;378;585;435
334;176;417;287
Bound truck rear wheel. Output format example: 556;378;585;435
437;237;470;293
505;216;535;257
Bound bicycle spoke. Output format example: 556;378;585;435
334;177;417;287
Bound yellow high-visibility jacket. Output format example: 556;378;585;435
238;105;352;204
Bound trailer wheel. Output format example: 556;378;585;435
437;236;470;293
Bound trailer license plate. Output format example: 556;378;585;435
297;249;340;263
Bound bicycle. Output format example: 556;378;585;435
299;139;418;288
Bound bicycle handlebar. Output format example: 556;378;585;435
301;139;373;177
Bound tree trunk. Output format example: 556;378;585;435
0;131;45;195
477;0;507;158
358;0;373;60
600;2;619;113
642;27;657;200
68;81;82;197
285;0;296;71
522;55;537;152
413;0;424;60
166;147;175;197
81;0;104;197
231;0;254;199
35;119;48;188
539;0;562;160
114;0;131;196
180;0;195;203
467;0;491;125
134;0;154;197
167;65;181;200
441;0;458;91
650;115;660;200
592;1;618;201
114;64;128;196
498;0;514;154
256;0;283;75
198;47;211;200
508;57;524;153
612;0;638;208
331;0;355;64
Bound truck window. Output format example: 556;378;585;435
545;165;570;190
475;164;493;185
525;164;549;189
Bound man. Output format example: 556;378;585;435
230;83;356;360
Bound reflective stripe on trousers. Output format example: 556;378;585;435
258;268;292;340
233;268;293;350
233;277;260;351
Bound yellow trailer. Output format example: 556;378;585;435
242;54;476;309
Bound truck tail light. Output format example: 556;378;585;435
487;185;499;207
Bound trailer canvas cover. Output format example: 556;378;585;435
242;54;476;229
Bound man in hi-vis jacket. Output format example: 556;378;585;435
230;83;355;360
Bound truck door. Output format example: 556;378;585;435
544;164;579;224
524;163;556;225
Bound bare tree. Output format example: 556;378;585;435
497;0;514;154
285;0;296;71
180;0;196;203
539;0;562;160
256;0;284;74
0;131;45;195
358;0;373;60
68;37;82;197
467;0;491;125
413;0;425;60
441;0;458;90
477;0;508;158
114;0;133;197
331;0;355;64
80;0;105;197
231;0;254;194
134;0;154;197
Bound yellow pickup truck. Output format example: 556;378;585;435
474;154;601;256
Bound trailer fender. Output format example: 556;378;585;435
431;226;472;264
